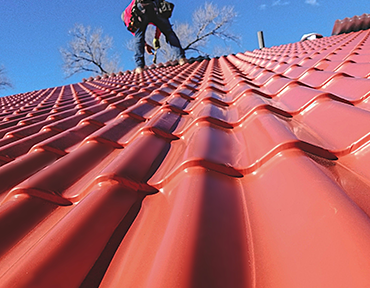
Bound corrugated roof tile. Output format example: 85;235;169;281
2;24;370;288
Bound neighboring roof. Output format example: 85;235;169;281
332;13;370;35
1;28;370;288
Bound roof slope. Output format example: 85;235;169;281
332;13;370;35
1;29;370;288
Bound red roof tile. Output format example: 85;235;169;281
1;28;370;288
332;13;370;35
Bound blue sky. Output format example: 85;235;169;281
0;0;369;97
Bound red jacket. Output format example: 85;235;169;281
124;0;161;38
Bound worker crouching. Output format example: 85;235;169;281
122;0;186;73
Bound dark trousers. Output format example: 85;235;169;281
134;4;185;68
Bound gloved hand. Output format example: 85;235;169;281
153;38;160;50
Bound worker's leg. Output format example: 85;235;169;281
134;26;147;68
134;3;153;68
153;16;185;59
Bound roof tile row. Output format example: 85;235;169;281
1;28;370;287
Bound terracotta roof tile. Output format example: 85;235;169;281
2;26;370;288
332;14;370;35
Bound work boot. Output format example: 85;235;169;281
178;58;187;66
135;67;143;74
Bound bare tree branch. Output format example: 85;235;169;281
0;65;12;91
60;24;120;78
157;2;240;62
182;2;240;53
125;2;240;64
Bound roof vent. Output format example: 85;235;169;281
332;13;370;35
300;33;323;41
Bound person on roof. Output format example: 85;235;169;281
123;0;186;74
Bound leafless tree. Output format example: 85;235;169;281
126;2;240;64
212;45;234;57
159;2;239;61
60;24;120;78
183;2;239;53
0;65;12;91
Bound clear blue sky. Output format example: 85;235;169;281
0;0;369;97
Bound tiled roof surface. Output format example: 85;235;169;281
2;29;370;287
332;13;370;35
